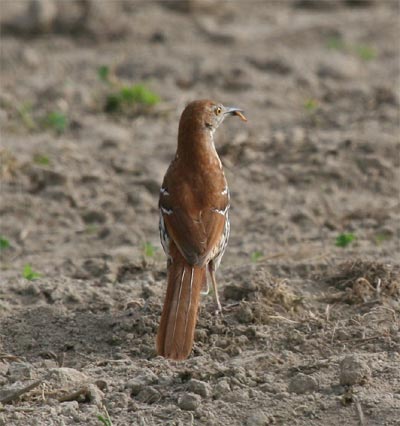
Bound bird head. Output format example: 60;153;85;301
180;100;247;134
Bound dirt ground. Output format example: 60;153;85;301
1;1;399;425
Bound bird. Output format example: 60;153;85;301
156;99;247;360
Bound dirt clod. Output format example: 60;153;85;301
177;392;201;411
187;379;212;398
339;355;371;386
288;373;319;394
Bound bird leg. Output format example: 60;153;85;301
209;266;222;315
200;278;210;295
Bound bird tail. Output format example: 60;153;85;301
156;251;205;361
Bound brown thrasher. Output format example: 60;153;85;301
157;99;247;360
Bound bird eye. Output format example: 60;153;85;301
215;107;222;115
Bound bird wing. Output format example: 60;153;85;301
159;180;228;267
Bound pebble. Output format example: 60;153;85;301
177;392;201;411
187;379;211;398
339;355;371;386
214;378;231;397
136;386;161;404
87;383;104;407
125;369;158;396
59;400;79;418
245;410;270;426
236;303;254;324
46;367;89;386
8;362;36;382
288;373;319;394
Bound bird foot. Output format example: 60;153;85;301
214;304;223;316
201;281;210;296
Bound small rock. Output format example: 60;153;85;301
245;410;269;426
87;384;104;407
187;379;211;398
194;328;208;342
136;386;161;404
177;392;201;411
236;303;254;324
288;373;319;394
59;400;79;417
222;389;249;403
8;362;36;382
46;368;88;387
339;355;371;386
125;369;158;396
108;391;129;409
213;378;231;398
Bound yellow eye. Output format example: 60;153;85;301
215;107;222;115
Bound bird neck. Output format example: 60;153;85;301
176;123;222;170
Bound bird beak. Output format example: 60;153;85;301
224;107;247;122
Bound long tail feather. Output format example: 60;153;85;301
156;252;205;360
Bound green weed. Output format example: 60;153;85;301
105;84;160;112
97;414;112;426
355;45;376;61
250;250;263;263
143;242;156;258
98;65;110;83
23;264;41;280
0;236;10;251
335;233;356;248
326;36;376;61
326;36;347;51
304;98;318;112
33;154;50;166
44;112;68;133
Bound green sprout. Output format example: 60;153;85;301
250;250;263;263
23;264;41;280
120;85;160;105
97;414;112;426
335;233;356;248
44;112;68;133
0;236;10;251
98;65;110;83
304;98;318;112
325;36;376;62
105;84;160;113
33;154;50;166
355;45;376;61
143;242;156;258
326;36;346;51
